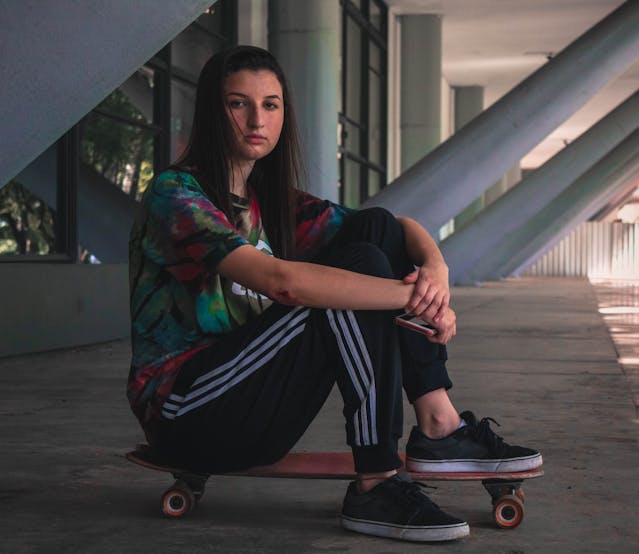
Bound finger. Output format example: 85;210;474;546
406;285;432;314
429;329;450;345
433;300;448;323
414;290;445;320
414;305;440;325
427;331;447;345
403;270;418;284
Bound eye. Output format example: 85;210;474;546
228;100;246;109
264;101;280;111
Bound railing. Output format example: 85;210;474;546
523;221;639;279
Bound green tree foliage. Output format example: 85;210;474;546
81;89;154;200
0;181;55;255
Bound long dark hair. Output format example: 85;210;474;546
174;45;304;260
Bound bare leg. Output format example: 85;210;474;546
357;388;460;491
413;388;462;439
356;469;397;493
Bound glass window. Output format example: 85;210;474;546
344;120;362;157
103;68;154;124
345;17;362;123
80;112;155;201
0;176;56;256
343;159;361;209
198;3;234;37
368;70;382;165
0;142;74;259
369;1;383;31
172;24;224;81
80;66;158;201
369;41;381;74
368;169;382;198
340;0;388;206
171;80;197;162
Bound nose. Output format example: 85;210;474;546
248;105;265;129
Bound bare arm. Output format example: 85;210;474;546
216;244;414;311
396;216;453;337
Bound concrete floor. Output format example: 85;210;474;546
1;277;638;553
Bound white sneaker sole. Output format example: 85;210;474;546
406;453;543;473
341;515;470;542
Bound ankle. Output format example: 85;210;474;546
356;470;397;493
419;414;462;440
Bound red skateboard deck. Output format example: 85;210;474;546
126;446;542;528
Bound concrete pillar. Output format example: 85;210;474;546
363;0;639;234
268;0;340;201
400;15;442;171
237;0;268;48
0;0;215;186
441;90;639;284
454;86;483;131
489;129;639;280
453;86;484;230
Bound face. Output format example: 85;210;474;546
223;69;285;165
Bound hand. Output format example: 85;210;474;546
426;307;456;345
402;264;450;323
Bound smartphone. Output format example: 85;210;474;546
394;314;437;336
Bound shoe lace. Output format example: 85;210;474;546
393;476;440;510
471;416;506;452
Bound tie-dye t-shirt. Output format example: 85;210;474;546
127;170;354;424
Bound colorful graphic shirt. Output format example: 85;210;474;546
127;170;354;425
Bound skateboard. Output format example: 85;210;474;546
126;446;543;529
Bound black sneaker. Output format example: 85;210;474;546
340;474;469;542
406;411;543;473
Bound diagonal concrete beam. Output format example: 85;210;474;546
0;0;215;186
590;185;639;221
441;90;639;284
363;0;639;234
469;129;639;283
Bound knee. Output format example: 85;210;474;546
348;207;400;234
336;242;394;278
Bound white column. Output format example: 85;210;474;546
237;0;268;48
399;14;442;172
268;0;340;201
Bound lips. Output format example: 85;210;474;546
245;134;267;144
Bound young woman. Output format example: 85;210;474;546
127;45;541;543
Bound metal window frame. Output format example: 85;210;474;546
339;0;388;206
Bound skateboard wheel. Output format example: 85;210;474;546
493;495;524;529
515;488;525;503
161;486;194;518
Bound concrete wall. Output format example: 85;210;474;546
0;264;129;358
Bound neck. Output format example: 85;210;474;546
229;160;255;198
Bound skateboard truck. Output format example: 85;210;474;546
482;479;526;528
161;472;208;518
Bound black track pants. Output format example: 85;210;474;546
151;208;452;474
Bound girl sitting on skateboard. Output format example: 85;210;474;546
127;45;542;543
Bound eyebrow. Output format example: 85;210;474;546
226;91;282;100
